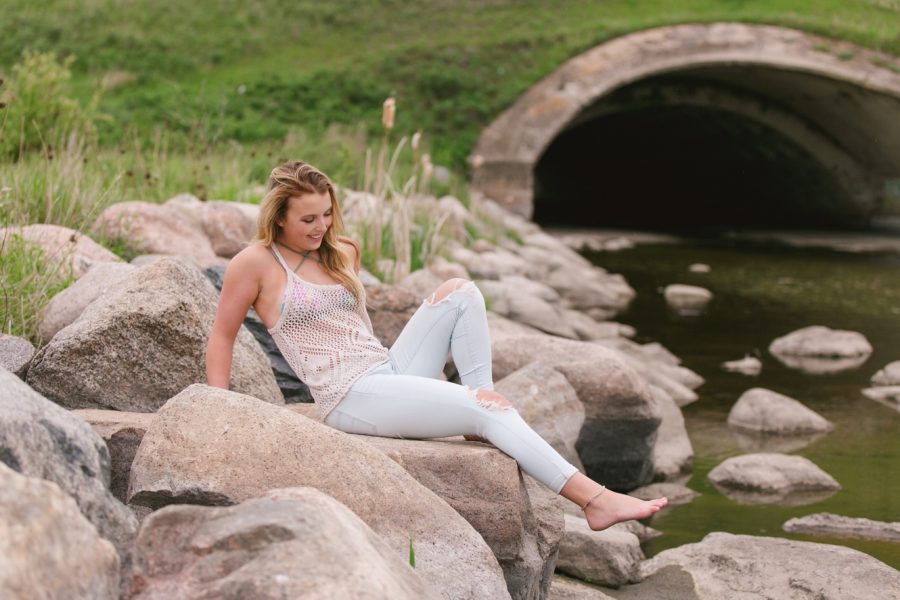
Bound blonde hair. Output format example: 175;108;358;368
256;160;364;300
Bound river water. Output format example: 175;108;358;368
578;235;900;568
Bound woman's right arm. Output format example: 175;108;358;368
206;251;262;389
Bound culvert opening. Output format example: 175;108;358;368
533;97;860;232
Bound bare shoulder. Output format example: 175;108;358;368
338;236;361;271
226;243;274;278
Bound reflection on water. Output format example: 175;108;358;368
581;237;900;568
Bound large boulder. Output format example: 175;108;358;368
164;194;255;258
365;283;422;348
492;334;660;490
127;487;436;600
708;453;840;505
478;280;577;339
727;388;833;434
361;435;564;600
596;337;702;407
769;325;873;374
640;532;900;599
0;224;121;278
0;368;138;567
0;463;120;600
495;362;586;471
128;385;511;599
649;386;694;481
783;512;900;542
0;333;34;377
91;201;223;267
37;261;136;342
556;514;643;587
27;258;283;411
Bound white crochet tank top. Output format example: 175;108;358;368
266;245;389;419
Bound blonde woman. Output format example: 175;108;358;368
206;160;668;530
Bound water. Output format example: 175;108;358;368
580;237;900;568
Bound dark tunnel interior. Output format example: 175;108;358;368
533;104;861;233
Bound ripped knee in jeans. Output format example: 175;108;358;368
425;278;476;306
470;388;514;411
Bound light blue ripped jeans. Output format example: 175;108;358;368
325;280;579;493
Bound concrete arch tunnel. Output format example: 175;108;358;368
471;23;900;231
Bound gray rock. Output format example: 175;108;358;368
783;512;900;541
862;386;900;412
548;575;616;599
0;368;138;569
0;224;121;279
688;263;710;273
871;360;900;386
708;452;841;505
721;355;762;375
365;283;421;348
556;514;644;587
128;384;511;599
561;309;633;341
492;334;661;490
37;262;136;343
663;284;712;314
640;532;900;599
27;258;283;411
649;386;694;481
0;333;34;377
127;487;437;599
164;195;255;258
727;388;833;434
769;325;873;374
596;337;702;406
91;201;223;267
495;362;586;471
0;463;120;600
630;482;699;506
73;409;155;504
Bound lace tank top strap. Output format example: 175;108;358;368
269;244;292;273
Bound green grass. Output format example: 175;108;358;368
2;1;899;170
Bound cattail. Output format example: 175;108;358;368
411;130;422;151
421;153;433;179
382;97;396;131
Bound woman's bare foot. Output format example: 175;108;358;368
583;488;668;531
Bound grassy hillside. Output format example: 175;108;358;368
3;0;900;170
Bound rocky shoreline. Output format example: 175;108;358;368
1;191;898;598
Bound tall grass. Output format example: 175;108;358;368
0;233;74;340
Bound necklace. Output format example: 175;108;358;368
275;240;321;273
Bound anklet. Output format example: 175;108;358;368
581;486;606;511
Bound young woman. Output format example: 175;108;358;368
206;160;667;530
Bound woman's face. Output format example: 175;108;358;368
276;191;334;251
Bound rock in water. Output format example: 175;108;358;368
727;388;833;434
708;452;840;505
769;325;872;374
640;532;899;599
